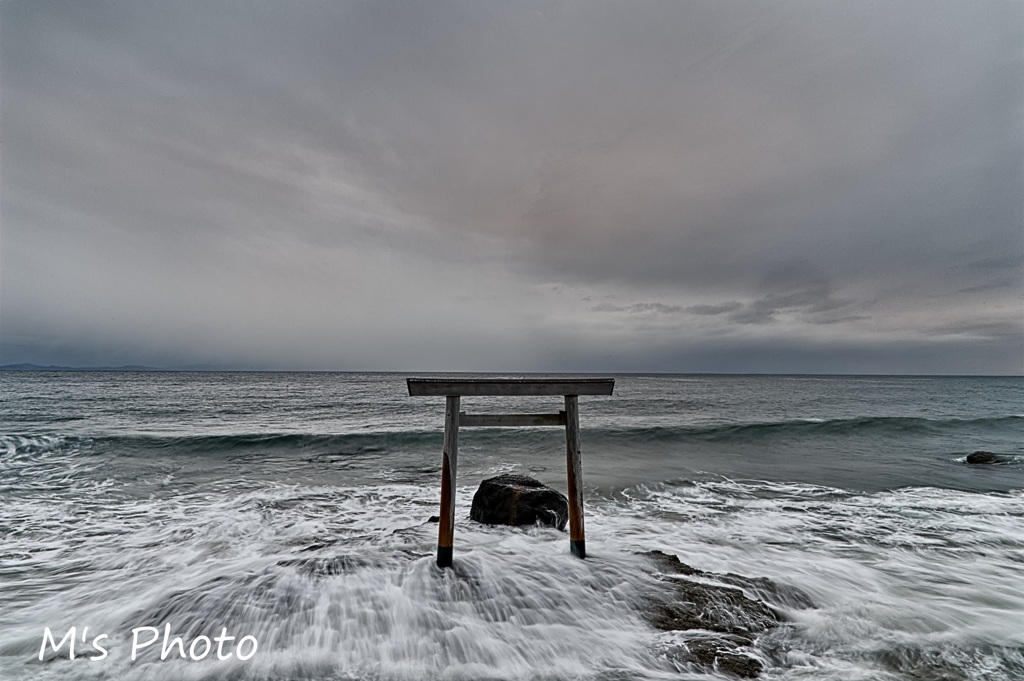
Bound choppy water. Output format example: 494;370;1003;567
1;372;1022;680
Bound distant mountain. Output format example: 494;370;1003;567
0;363;166;372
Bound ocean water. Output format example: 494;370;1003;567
1;371;1022;680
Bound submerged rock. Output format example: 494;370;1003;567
875;643;973;681
966;451;1003;464
470;474;568;530
278;554;376;577
646;549;816;614
643;550;812;678
687;639;765;679
648;573;778;637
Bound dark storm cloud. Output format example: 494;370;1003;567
1;0;1021;372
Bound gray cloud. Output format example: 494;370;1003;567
592;302;683;315
955;277;1022;295
926;319;1024;342
1;0;1021;372
686;302;744;316
722;262;854;324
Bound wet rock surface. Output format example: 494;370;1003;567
966;450;1004;464
687;639;766;679
648;549;817;611
470;474;569;530
643;550;813;678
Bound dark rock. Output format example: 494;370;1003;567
657;634;765;679
642;550;809;678
646;549;704;576
646;550;816;611
875;644;972;681
647;548;774;634
470;474;569;530
966;451;1003;464
714;573;817;611
427;515;440;523
649;578;778;638
687;640;764;678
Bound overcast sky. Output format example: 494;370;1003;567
1;1;1021;373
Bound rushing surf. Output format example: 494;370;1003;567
1;372;1022;680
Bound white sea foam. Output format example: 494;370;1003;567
3;472;1023;680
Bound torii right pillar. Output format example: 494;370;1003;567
564;394;585;558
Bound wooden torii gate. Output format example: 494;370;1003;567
407;377;615;567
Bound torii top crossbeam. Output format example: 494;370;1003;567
407;377;615;397
407;377;615;567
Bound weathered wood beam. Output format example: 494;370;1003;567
564;394;585;559
407;378;614;397
437;395;459;568
459;412;567;427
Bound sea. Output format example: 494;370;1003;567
1;371;1022;681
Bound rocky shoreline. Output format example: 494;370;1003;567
642;549;813;678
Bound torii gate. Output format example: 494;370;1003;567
407;377;615;567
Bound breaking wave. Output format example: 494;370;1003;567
3;414;1022;460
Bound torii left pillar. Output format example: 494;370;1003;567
437;394;459;567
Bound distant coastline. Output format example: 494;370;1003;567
0;363;168;372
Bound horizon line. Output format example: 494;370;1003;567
1;363;1021;379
